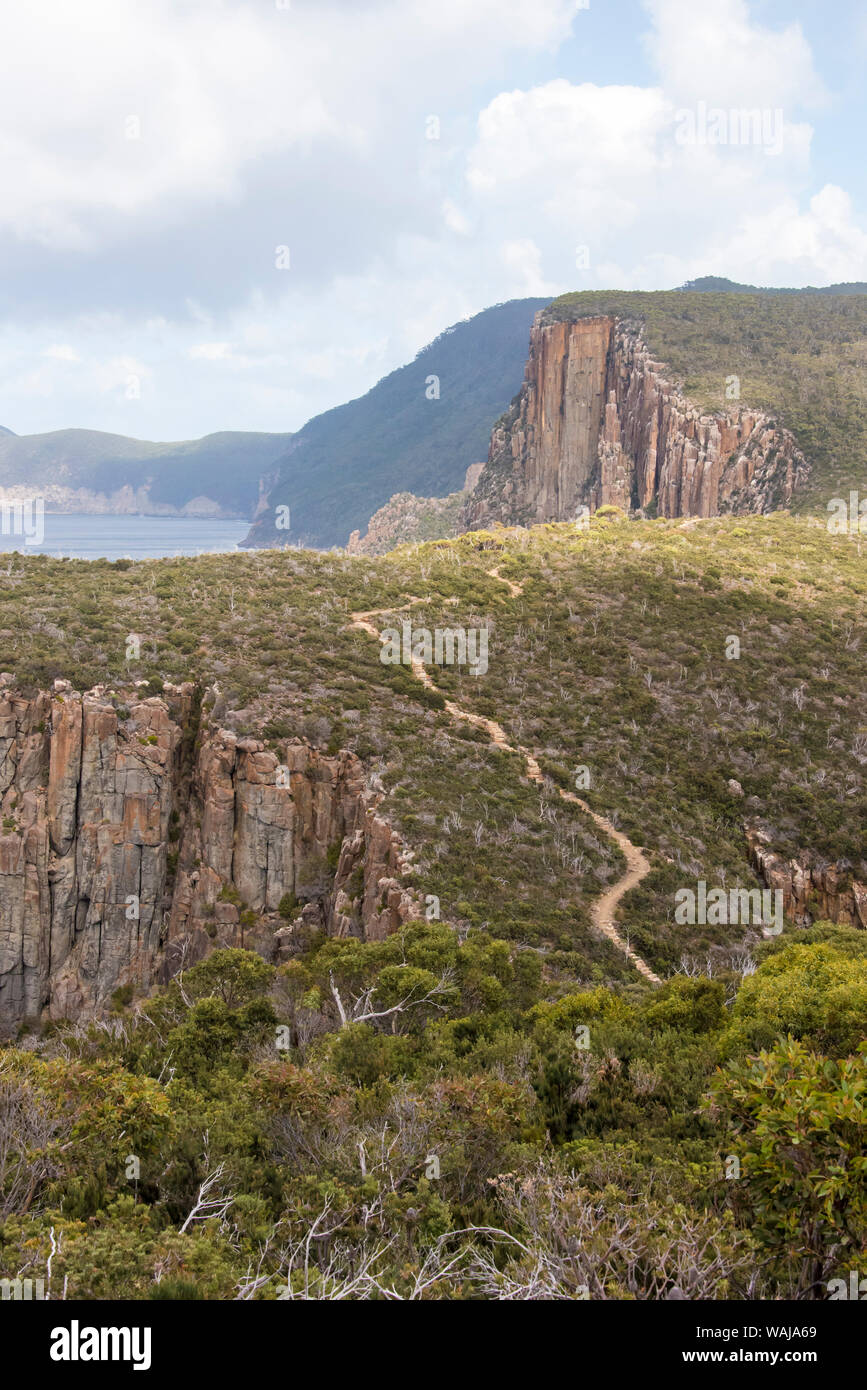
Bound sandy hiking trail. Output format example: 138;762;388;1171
349;568;661;984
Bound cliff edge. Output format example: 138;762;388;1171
464;312;809;528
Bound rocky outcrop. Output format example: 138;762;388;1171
0;687;423;1030
167;734;421;963
466;317;614;527
0;684;183;1028
747;826;867;930
347;465;484;556
465;314;809;528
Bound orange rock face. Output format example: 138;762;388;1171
0;689;182;1026
465;314;809;527
0;688;423;1028
747;825;867;930
168;733;420;950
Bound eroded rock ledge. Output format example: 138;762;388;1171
464;314;809;528
0;684;422;1029
747;825;867;930
346;465;484;556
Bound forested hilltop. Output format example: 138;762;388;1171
0;511;864;1298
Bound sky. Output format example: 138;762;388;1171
0;0;865;441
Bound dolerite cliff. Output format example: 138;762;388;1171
0;683;422;1030
464;313;809;527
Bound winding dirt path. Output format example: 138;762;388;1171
558;790;659;983
486;564;524;599
349;570;661;984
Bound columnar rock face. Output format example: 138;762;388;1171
515;315;614;521
466;316;615;527
747;827;867;930
0;689;422;1029
167;734;420;972
0;687;180;1028
464;314;809;528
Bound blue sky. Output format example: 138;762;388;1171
0;0;864;441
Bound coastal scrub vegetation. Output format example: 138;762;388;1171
0;510;865;1297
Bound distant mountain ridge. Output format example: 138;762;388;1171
677;275;867;295
0;428;293;518
4;281;863;542
0;299;547;535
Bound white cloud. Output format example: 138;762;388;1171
442;199;472;235
500;239;557;296
469;81;669;190
642;0;824;110
467;81;671;241
705;185;867;286
0;0;584;249
458;17;859;296
189;343;232;362
0;0;863;442
43;344;81;362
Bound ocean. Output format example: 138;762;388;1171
0;513;251;561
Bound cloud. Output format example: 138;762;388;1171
442;199;472;235
641;0;824;109
189;343;233;362
0;0;863;441
466;81;671;240
704;185;867;285
0;0;583;250
499;239;557;296
460;71;832;292
43;344;81;362
457;0;859;297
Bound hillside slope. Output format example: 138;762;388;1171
0;511;864;1300
1;511;864;997
242;297;549;550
